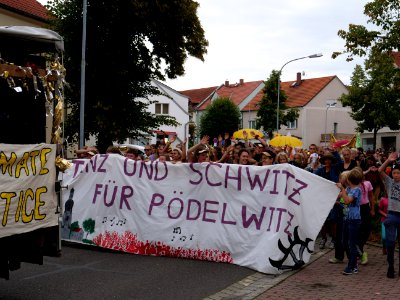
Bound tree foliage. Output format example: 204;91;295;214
69;221;80;238
199;97;241;139
256;70;299;138
339;50;400;149
334;0;400;149
82;218;95;239
46;0;208;152
332;0;400;61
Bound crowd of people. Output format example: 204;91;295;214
75;132;400;278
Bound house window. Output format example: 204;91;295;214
155;103;169;115
287;119;297;129
248;120;256;129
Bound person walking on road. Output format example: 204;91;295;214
378;151;400;278
337;168;363;275
329;170;350;264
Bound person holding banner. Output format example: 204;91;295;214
259;150;275;166
378;151;400;278
170;147;185;164
237;149;256;165
125;148;141;160
315;152;341;250
75;146;98;158
329;171;350;264
187;136;210;163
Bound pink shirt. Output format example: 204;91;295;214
379;197;388;222
360;181;373;205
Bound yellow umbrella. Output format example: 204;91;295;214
233;128;264;140
269;135;303;147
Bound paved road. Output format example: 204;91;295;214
0;242;254;300
257;243;400;300
4;241;393;300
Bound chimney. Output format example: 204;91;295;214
225;80;229;87
296;72;302;85
239;79;244;85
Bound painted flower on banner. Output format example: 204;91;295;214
92;231;233;263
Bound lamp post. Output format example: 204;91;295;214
276;53;323;133
324;100;337;147
79;0;88;148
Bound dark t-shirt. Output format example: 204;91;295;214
338;160;357;173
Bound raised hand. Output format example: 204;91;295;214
388;151;398;162
201;135;210;144
169;134;176;143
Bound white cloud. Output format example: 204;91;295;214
165;0;372;90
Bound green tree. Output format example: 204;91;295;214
332;0;400;61
256;70;299;138
46;0;208;152
199;97;241;139
339;50;400;149
82;218;95;239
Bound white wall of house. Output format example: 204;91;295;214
241;111;257;130
142;80;190;147
0;9;45;26
280;77;357;147
361;128;400;152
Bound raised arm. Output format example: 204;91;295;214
378;152;398;179
162;134;176;155
187;135;209;161
181;138;187;162
217;144;235;163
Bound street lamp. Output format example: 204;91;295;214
79;0;88;148
324;100;337;147
276;53;323;133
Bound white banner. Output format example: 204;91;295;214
60;154;338;274
0;144;58;238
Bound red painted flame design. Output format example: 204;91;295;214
92;231;233;263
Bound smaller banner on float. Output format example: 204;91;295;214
60;155;339;274
0;144;58;238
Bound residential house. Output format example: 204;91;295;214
181;74;357;148
0;0;48;26
193;79;264;133
128;79;190;147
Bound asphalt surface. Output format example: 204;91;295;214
3;240;393;300
0;242;254;300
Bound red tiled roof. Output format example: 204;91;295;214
180;86;218;105
241;76;336;111
196;80;264;110
241;90;264;111
391;51;400;67
0;0;48;20
282;75;336;107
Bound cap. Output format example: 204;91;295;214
262;149;276;159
